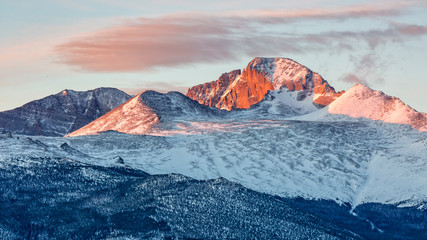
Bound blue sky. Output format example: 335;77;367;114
1;0;426;112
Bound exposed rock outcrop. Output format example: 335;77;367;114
187;57;344;110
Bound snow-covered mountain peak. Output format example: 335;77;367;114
302;83;427;131
341;83;379;98
247;57;312;90
66;93;159;137
67;90;226;137
187;57;343;111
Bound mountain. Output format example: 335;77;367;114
0;88;131;136
297;84;427;132
61;84;426;208
1;57;427;238
66;90;225;137
1;128;426;239
187;57;344;110
0;137;356;239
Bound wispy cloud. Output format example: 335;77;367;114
225;1;408;21
121;81;190;95
55;0;427;77
340;53;386;86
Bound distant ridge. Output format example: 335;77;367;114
0;88;131;136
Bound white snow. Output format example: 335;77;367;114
8;114;425;209
263;90;318;115
246;58;311;89
2;83;426;210
66;93;160;137
294;84;427;132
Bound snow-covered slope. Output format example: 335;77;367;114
66;93;160;136
237;88;320;118
2;58;427;212
62;84;426;209
297;84;427;132
1;132;425;239
61;85;427;207
38;118;427;209
67;90;226;136
0;88;131;136
187;57;344;110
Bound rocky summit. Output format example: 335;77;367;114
187;57;344;110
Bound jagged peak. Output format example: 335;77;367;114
247;57;298;66
186;57;343;110
246;57;307;73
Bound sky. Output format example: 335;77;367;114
1;0;427;112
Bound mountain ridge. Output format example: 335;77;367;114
0;87;131;136
66;90;226;137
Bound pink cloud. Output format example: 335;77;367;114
227;2;405;22
341;74;370;86
54;1;427;72
55;18;237;72
391;22;427;36
121;81;190;95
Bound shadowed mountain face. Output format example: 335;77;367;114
0;146;425;239
0;155;359;240
0;88;131;136
187;57;344;110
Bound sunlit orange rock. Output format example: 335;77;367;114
187;70;241;107
216;68;274;110
187;57;344;110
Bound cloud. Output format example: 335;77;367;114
340;53;386;87
337;51;388;87
341;74;370;86
121;81;190;95
391;22;427;36
55;18;240;72
226;1;406;22
334;22;427;86
55;1;427;73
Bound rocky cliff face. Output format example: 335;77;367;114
217;68;274;109
186;70;241;107
187;57;344;110
0;88;131;136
